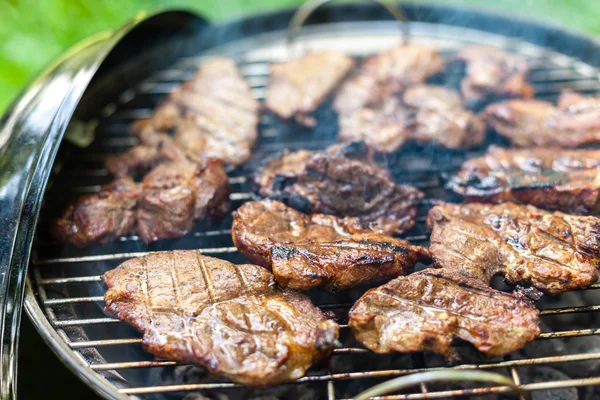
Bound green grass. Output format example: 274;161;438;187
1;0;599;113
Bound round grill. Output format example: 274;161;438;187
26;11;600;400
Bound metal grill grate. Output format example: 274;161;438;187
28;21;600;399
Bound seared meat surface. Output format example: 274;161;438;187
51;161;230;247
449;146;600;214
338;85;484;152
103;251;339;387
427;202;600;294
333;44;444;114
349;269;540;358
265;51;354;125
136;160;230;243
404;85;486;149
232;200;430;291
50;178;141;248
484;91;600;147
457;46;534;102
109;57;259;172
253;144;423;235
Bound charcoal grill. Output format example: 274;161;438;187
5;2;600;399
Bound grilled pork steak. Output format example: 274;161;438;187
52;160;230;247
333;44;444;114
349;269;540;358
448;146;600;214
136;160;230;243
102;251;339;387
265;51;354;125
232;200;430;291
338;85;485;152
50;178;141;248
484;91;600;147
457;46;534;102
108;57;259;173
427;202;600;294
253;144;423;235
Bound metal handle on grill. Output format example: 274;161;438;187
287;0;409;48
353;370;530;400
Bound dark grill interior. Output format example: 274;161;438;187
28;20;600;399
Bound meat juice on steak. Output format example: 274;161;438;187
232;200;430;291
427;202;600;294
484;91;600;147
102;251;339;387
449;145;600;214
265;51;355;126
253;144;423;236
349;268;540;359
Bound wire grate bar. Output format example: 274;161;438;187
53;318;120;327
88;350;600;378
538;328;600;339
69;338;143;349
115;356;600;396
38;275;102;285
44;296;104;305
34;247;238;265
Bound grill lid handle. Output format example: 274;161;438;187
287;0;409;52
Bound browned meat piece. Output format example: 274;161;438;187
457;46;534;102
137;160;229;243
337;97;412;153
232;200;430;291
349;268;540;358
404;85;486;148
484;91;600;147
253;144;423;235
338;85;485;152
109;58;258;171
51;161;230;247
265;51;354;125
103;251;339;387
50;178;141;248
427;202;600;294
105;145;160;177
333;44;444;114
448;146;600;214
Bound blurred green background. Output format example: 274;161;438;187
1;0;600;113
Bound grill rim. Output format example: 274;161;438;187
20;3;600;400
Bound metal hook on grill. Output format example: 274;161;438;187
287;0;409;56
353;370;531;400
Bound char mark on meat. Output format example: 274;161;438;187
265;51;355;126
51;160;230;247
427;202;600;294
252;143;423;235
484;91;600;147
337;84;484;153
232;200;430;291
349;268;540;359
102;251;339;387
448;145;600;214
457;46;534;103
107;57;259;175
